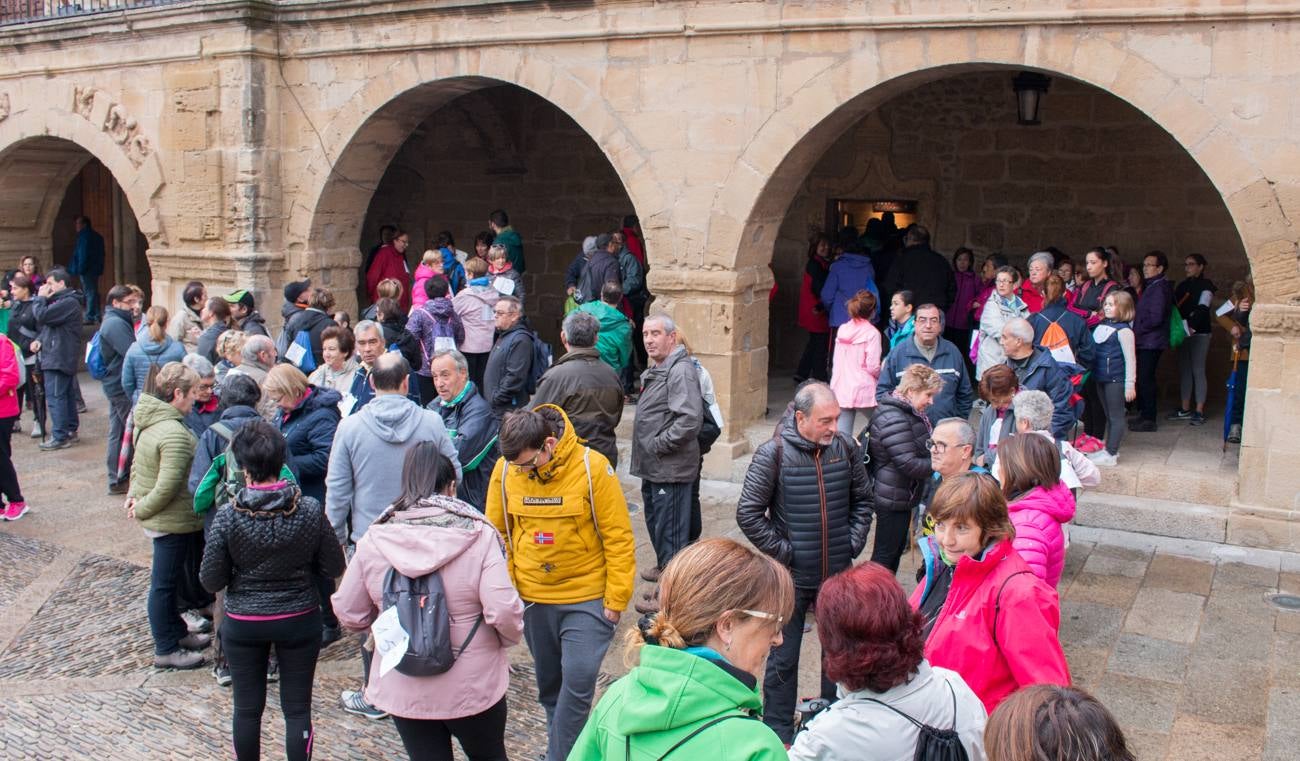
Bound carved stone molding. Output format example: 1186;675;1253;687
71;86;152;168
0;92;9;123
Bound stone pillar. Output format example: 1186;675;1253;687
146;248;285;329
1235;304;1300;540
647;264;774;479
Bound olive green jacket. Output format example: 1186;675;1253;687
130;392;201;534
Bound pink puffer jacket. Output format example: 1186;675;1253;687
0;337;19;419
411;263;439;309
1008;482;1076;587
829;317;882;409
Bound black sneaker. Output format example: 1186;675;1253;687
213;662;232;687
321;625;342;647
1166;409;1192;421
108;482;129;495
1190;411;1206;426
38;438;70;451
1128;419;1157;432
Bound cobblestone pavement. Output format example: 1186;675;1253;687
0;376;1297;759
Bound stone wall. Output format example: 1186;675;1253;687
360;85;636;344
770;73;1250;379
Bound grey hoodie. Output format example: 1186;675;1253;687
325;393;463;545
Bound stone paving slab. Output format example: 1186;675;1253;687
0;534;59;610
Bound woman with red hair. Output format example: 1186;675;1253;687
788;562;988;761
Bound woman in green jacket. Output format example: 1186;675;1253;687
569;538;794;760
126;362;208;671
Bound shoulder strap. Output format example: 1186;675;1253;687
210;422;234;442
454;614;484;657
642;714;756;761
992;570;1032;650
584;446;603;548
862;697;924;729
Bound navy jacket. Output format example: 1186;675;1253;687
1030;300;1095;371
1135;275;1173;350
277;386;342;503
70;227;106;278
1008;348;1076;439
430;382;499;510
483;322;534;416
820;252;878;328
876;336;974;425
98;306;137;397
187;404;263;495
31;288;85;375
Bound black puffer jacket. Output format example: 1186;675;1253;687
199;484;345;616
737;417;873;589
867;395;934;513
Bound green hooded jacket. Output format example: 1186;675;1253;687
578;300;632;375
569;645;788;761
129;392;201;535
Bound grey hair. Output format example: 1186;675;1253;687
354;319;382;340
644;312;676;334
431;348;468;373
1002;317;1035;344
562;311;599;349
497;295;522;313
241;334;275;363
934;417;975;447
1029;251;1055;271
582;236;598;255
1011;389;1054;431
488;243;509;260
181;353;215;378
793;381;837;416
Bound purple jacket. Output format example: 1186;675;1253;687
406;297;466;375
1134;275;1173;350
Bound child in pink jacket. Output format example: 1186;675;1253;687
332;445;524;758
996;434;1077;586
410;250;445;310
828;290;882;437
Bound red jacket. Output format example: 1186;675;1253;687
1018;282;1045;314
797;256;831;333
365;243;411;311
910;537;1071;713
0;338;18;419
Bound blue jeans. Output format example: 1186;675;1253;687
149;531;203;655
81;274;100;321
523;599;615;761
43;369;78;442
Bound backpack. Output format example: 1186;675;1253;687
524;331;553;395
286;329;317;373
697;407;722;454
863;681;971;761
379;566;483;677
9;338;26;389
210;422;247;511
85;330;107;380
1039;317;1075;366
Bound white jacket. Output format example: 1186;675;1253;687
788;662;988;761
976;293;1029;380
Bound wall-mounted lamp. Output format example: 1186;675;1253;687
1013;72;1052;126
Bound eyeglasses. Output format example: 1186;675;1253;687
925;439;947;453
737;609;785;626
511;444;552;473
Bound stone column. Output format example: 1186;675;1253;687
145;248;285;328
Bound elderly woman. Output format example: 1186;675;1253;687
1019;251;1054;313
181;354;220;436
911;473;1070;712
976;266;1028;380
994;389;1099;492
570;538;794;760
487;242;525;302
868;364;944;573
306;325;359;394
985;685;1135;761
788;562;987;761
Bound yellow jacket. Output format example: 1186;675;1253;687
487;405;636;611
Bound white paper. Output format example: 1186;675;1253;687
1215;300;1234;317
1048;344;1076;366
372;605;410;678
338;392;357;417
434;336;456;353
493;276;516;296
284;341;308;367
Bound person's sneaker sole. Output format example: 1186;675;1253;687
37;440;70;451
155;651;204;670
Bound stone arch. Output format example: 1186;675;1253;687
723;35;1296;303
0;99;166;247
290;53;652;273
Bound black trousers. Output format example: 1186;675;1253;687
465;352;489;392
392;697;509;761
870;510;912;574
795;331;830;382
0;417;22;503
1080;376;1107;439
223;609;322;761
641;481;692;570
761;584;836;744
1136;348;1163;422
1231;360;1250;426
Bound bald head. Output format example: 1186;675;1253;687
371;351;411;394
793;381;840;446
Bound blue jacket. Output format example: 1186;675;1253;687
430;381;499;510
875;336;974;424
70;227;106;278
1135;275;1173;350
277;386;343;503
820;252;879;328
440;247;467;293
1008;348;1076;439
1030;300;1095;370
121;333;186;403
98;306;137;397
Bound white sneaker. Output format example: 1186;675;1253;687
30;425;42;439
1088;451;1118;467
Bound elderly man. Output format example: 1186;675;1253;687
327;351;461;719
630;313;702;612
917;418;988;532
428;348;499;509
483;295;535;418
531;310;624;468
736;381;872;743
1001;317;1075;440
876;303;974;425
225;334;278;421
32;268;86;450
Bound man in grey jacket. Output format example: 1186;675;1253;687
530;310;623;467
98;285;141;493
324;351;461;720
630;313;702;614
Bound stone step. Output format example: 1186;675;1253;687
1089;459;1237;507
1074;491;1228;544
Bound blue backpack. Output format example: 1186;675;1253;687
85;330;108;380
525;331;553;394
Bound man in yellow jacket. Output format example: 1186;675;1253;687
487;404;635;761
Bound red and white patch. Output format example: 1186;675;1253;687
533;531;555;545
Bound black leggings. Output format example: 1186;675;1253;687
222;609;322;761
392;697;509;761
0;417;23;503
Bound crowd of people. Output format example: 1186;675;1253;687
0;208;1165;761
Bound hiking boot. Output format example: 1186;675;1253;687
640;566;662;583
1166;408;1192;421
1087;451;1118;467
212;662;232;687
1227;424;1242;444
1127;419;1157;433
321;625;343;647
341;690;389;720
3;502;28;521
633;596;660;615
155;650;204;670
1190;411;1206;426
38;438;70;451
179;632;212;651
182;610;213;634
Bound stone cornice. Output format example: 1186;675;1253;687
1245;304;1300;337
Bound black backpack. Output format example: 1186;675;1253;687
380;567;482;677
524;330;553;395
864;681;970;761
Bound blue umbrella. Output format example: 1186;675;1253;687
1223;350;1240;449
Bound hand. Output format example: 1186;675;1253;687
37;282;53;298
124;497;137;519
28;340;40;354
1230;325;1243;339
603;608;621;625
1125;388;1136;403
566;286;576;296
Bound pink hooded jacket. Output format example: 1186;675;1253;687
411;263;440;310
331;496;524;720
1007;481;1076;587
829;317;882;409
